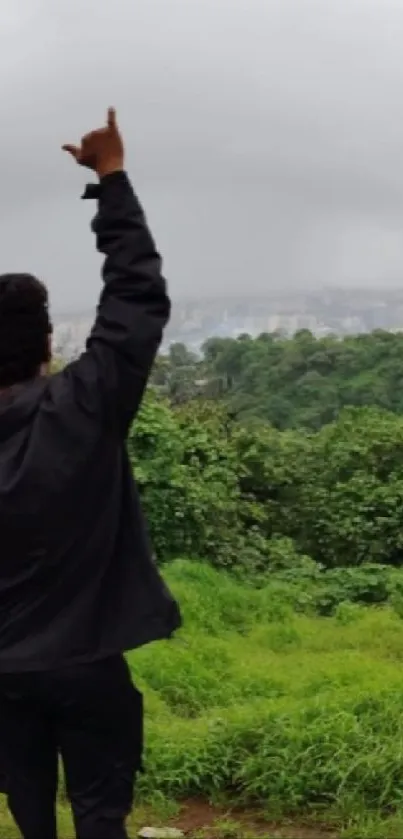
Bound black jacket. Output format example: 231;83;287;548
0;171;181;672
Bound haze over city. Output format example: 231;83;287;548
2;0;403;313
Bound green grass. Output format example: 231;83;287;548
131;561;403;836
4;559;403;837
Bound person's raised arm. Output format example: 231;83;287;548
59;108;170;436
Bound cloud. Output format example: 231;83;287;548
1;0;403;308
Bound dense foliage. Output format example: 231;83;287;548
152;329;403;429
128;391;403;576
124;331;403;835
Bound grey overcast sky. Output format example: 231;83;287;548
2;0;403;310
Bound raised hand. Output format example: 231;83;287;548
62;107;124;178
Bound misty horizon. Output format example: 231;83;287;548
52;284;403;324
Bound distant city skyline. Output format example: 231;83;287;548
51;282;403;320
52;286;403;360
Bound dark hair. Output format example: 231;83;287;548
0;273;52;388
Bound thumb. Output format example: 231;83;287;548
62;144;80;160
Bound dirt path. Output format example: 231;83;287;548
168;800;340;838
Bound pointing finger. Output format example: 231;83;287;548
107;107;116;128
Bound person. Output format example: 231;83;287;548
0;108;181;839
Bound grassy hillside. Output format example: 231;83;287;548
3;560;403;837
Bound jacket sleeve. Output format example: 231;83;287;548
54;171;171;437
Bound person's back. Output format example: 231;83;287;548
0;109;181;839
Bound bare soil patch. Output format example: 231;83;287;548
171;800;340;838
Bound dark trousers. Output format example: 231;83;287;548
0;655;143;839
